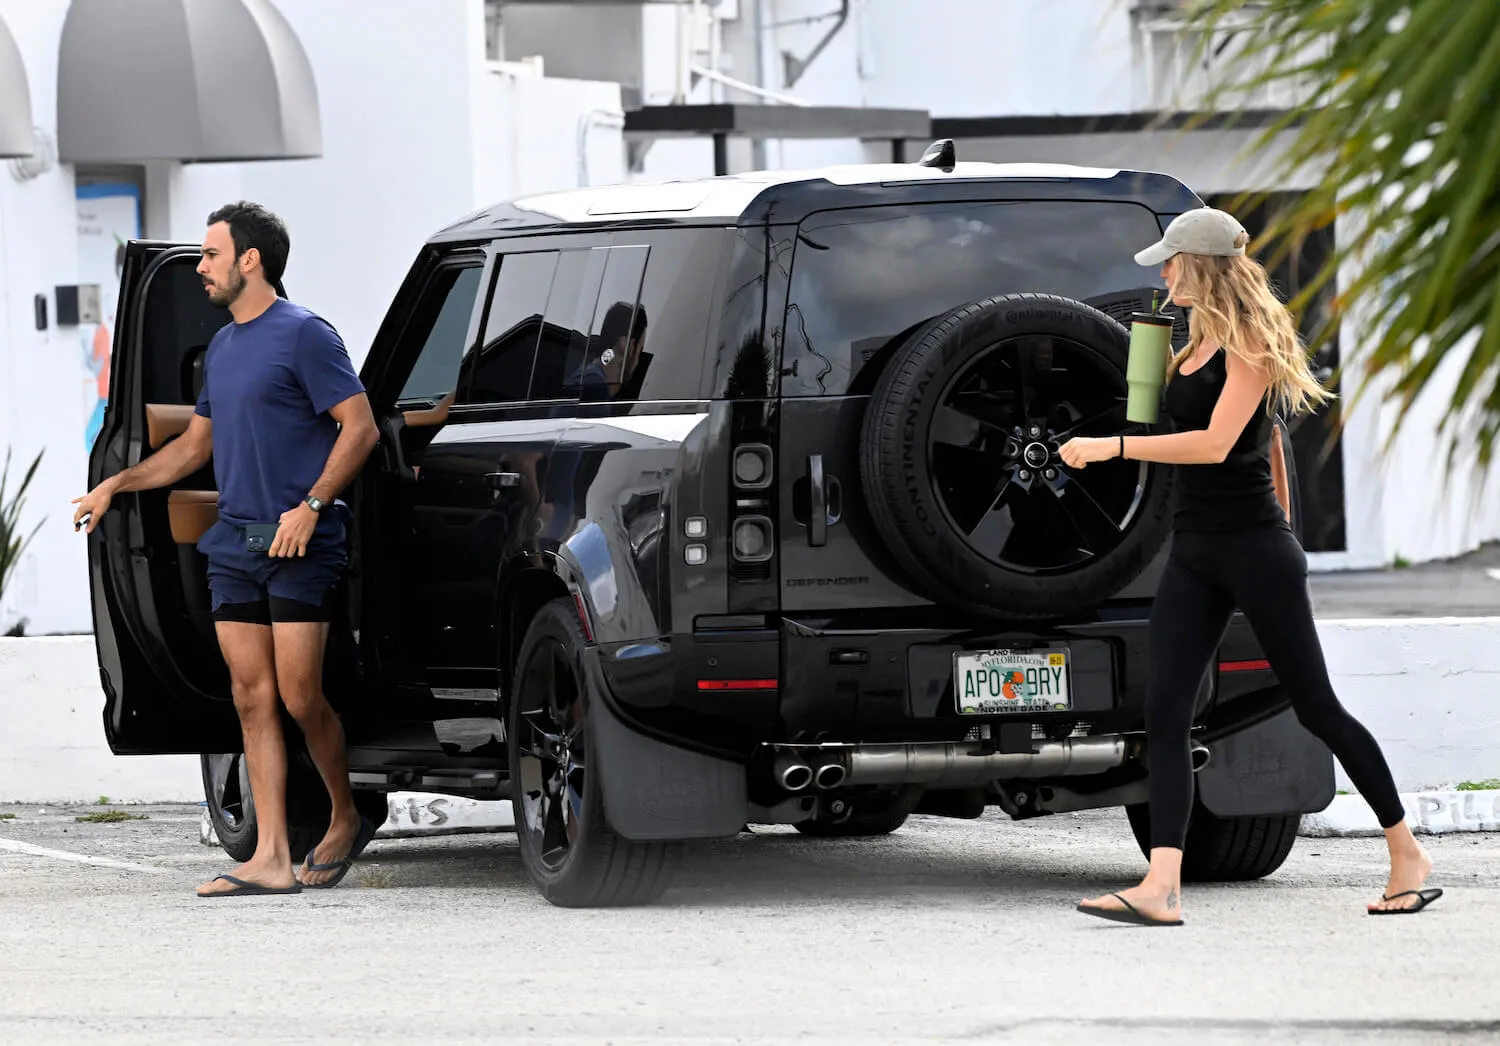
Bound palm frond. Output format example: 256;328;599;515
1172;0;1500;470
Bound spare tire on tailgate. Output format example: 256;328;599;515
861;292;1173;619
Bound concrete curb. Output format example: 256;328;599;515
1299;789;1500;837
200;791;515;847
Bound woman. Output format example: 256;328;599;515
1059;207;1439;926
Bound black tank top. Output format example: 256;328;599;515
1161;348;1286;533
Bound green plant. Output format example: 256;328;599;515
0;448;44;609
1174;1;1500;471
1456;779;1500;792
1392;553;1411;570
0;813;16;821
96;795;110;805
75;811;147;824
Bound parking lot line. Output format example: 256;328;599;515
0;837;171;874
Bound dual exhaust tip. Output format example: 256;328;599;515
777;758;845;792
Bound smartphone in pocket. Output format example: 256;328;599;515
244;523;280;555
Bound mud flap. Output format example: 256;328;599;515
1197;706;1336;818
584;655;748;841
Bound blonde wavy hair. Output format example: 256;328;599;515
1165;252;1333;418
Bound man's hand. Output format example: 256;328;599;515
1058;436;1119;470
270;502;319;558
71;480;117;534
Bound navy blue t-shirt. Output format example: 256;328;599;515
193;299;365;527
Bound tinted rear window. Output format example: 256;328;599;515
780;200;1166;397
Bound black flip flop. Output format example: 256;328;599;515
198;874;303;898
1076;892;1184;927
299;815;379;890
1368;888;1443;914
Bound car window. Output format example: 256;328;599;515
781;200;1167;397
395;264;483;408
609;231;721;402
569;246;647;402
455;251;559;405
529;249;606;402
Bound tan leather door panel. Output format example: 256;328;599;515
146;403;196;449
167;490;218;544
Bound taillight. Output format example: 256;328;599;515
732;516;773;562
729;443;775;582
733;444;773;489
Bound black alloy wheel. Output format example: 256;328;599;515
513;641;589;876
929;331;1148;575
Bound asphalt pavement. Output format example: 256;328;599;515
1;803;1496;1045
1309;541;1500;618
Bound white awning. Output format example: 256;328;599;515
0;15;35;158
58;0;322;164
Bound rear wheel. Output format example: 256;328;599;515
862;293;1173;619
1125;801;1300;882
201;751;388;864
508;598;679;907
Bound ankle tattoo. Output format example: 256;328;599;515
1167;889;1179;909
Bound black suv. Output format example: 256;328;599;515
87;144;1333;906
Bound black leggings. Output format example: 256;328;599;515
1146;525;1405;850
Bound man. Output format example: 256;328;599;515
572;301;650;402
73;202;380;897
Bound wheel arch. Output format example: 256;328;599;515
497;552;593;698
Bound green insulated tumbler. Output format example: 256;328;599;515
1126;313;1173;424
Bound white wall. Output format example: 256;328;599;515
0;0;87;638
1332;312;1500;571
4;622;1494;801
166;0;492;368
860;0;1137;117
474;58;624;204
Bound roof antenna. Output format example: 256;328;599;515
917;139;956;172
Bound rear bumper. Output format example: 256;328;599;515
600;609;1288;750
593;612;1331;826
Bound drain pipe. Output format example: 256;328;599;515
782;0;850;89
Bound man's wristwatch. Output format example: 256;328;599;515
304;495;326;513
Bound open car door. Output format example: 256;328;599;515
87;242;242;753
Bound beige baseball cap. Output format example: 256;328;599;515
1134;207;1250;266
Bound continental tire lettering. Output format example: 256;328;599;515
901;378;937;538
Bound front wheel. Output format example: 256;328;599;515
508;598;679;907
1125;801;1299;882
201;751;388;864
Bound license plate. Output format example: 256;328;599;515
953;648;1070;714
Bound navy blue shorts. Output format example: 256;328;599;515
197;515;349;625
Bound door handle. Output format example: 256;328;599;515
809;454;827;548
485;471;522;489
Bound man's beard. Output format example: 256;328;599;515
206;268;245;308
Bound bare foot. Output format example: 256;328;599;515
1079;881;1183;923
1368;843;1435;912
197;856;298;897
299;811;361;887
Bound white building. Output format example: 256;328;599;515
0;0;625;634
1;0;1492;634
